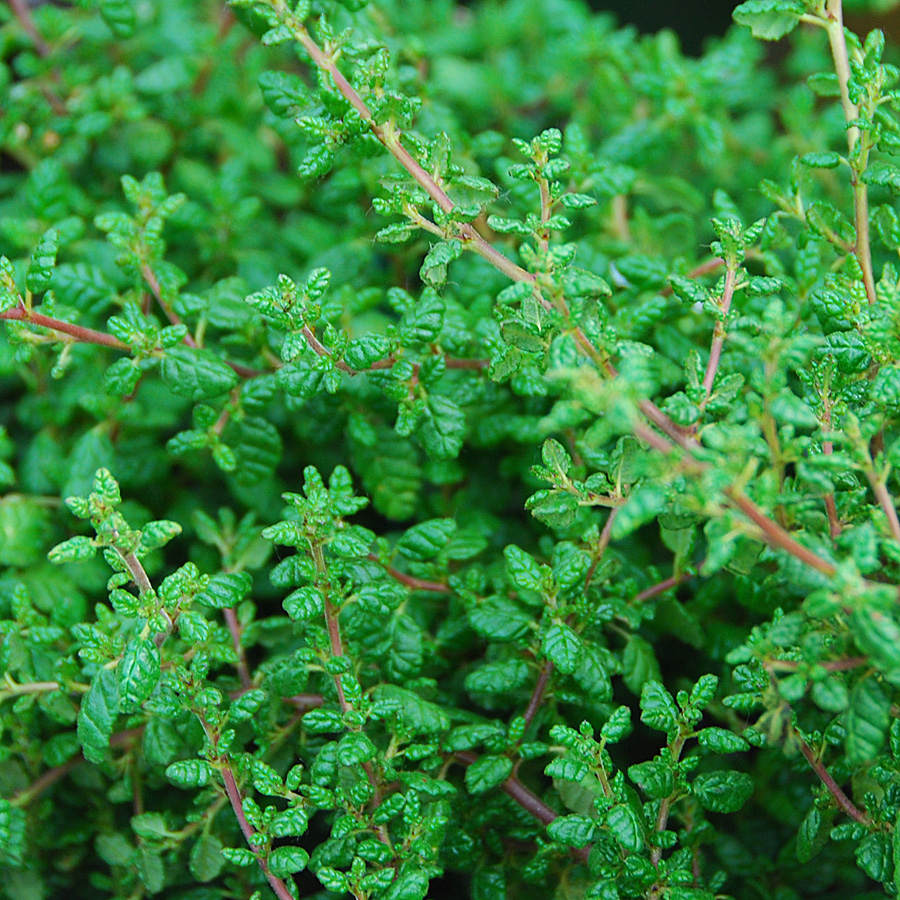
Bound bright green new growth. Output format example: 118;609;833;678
4;0;900;897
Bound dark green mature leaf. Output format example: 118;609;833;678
846;677;891;765
77;668;119;764
542;623;583;674
640;681;679;732
118;638;161;713
465;755;513;794
606;803;643;852
161;346;239;401
628;760;674;799
419;395;465;459
692;770;754;813
26;229;59;294
196;572;252;608
397;518;456;561
547;815;595;847
469;598;532;641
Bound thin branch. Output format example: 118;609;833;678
700;264;738;401
223;607;252;690
370;554;451;593
650;730;688;868
220;761;296;900
823;0;876;305
522;665;553;730
141;263;264;379
868;474;900;544
9;0;50;56
12;728;143;808
453;751;590;863
2;305;128;349
660;258;725;296
276;2;845;590
633;572;692;604
120;550;153;595
725;489;837;577
795;731;872;827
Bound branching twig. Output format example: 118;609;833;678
700;264;738;402
453;751;590;863
219;761;296;900
795;731;872;827
2;305;128;349
633;572;692;604
223;607;252;690
370;554;451;593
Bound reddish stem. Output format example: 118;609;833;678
370;554;451;593
2;305;128;349
633;572;692;604
9;0;50;56
223;606;252;690
796;732;871;827
453;751;590;863
700;265;738;401
660;258;726;296
220;762;296;900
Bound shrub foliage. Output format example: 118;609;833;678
3;0;900;898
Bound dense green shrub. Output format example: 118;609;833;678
5;0;900;897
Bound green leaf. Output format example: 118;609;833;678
846;676;891;765
344;334;392;370
857;832;891;883
283;585;325;621
420;239;463;287
48;535;96;564
542;623;583;674
138;519;182;554
692;770;754;813
547;814;595;847
189;832;224;882
100;0;136;37
160;346;239;402
797;806;827;864
196;572;252;609
397;518;456;561
800;152;841;169
268;846;310;877
419;394;465;459
118;638;161;713
640;681;679;732
400;294;445;344
733;1;803;40
469;597;532;641
851;607;900;672
465;659;530;694
258;70;310;117
504;545;545;592
77;667;119;764
165;759;213;789
628;760;674;799
385;869;430;900
622;636;661;694
606;803;643;852
465;754;513;794
696;728;750;753
26;229;59;294
337;732;378;765
372;684;451;735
